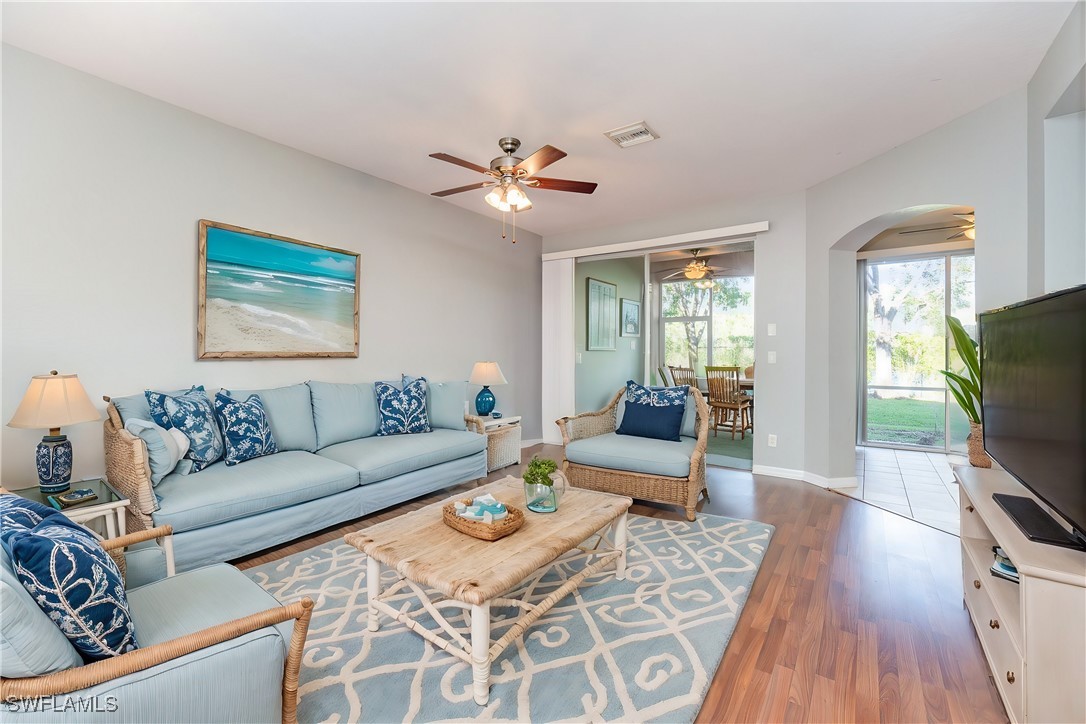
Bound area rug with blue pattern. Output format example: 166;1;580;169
245;512;774;723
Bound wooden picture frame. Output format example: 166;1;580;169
197;220;360;359
620;298;641;337
586;277;618;351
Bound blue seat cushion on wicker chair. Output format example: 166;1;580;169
152;451;360;533
318;429;486;486
565;432;696;478
1;515;139;661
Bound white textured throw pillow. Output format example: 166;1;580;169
124;419;191;484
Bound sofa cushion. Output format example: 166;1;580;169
2;514;139;661
318;429;486;486
229;383;317;453
309;381;379;449
152;451;359;533
429;380;468;431
213;392;279;466
375;377;431;436
565;432;696;478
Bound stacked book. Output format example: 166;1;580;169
990;545;1019;583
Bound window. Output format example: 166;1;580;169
661;277;754;374
860;252;976;451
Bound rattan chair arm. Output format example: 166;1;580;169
99;525;173;552
464;414;486;435
102;402;157;523
688;387;711;465
556;388;624;444
1;597;314;723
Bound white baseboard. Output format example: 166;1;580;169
521;439;544;449
751;465;857;490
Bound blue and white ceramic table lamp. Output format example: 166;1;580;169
7;371;101;493
469;361;508;417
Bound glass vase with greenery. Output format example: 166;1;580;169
522;456;567;513
941;315;991;467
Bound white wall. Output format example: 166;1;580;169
1027;2;1086;296
1044;110;1086;292
1;46;544;483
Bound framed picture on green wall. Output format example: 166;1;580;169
586;277;617;351
620;298;641;337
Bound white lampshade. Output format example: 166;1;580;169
469;361;508;387
7;371;100;432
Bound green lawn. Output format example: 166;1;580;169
865;396;969;448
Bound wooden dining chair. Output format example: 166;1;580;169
668;365;697;388
657;366;676;386
705;366;752;440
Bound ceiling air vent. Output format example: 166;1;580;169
604;122;659;149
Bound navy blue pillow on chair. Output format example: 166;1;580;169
616;399;685;442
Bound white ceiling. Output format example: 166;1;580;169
2;2;1074;237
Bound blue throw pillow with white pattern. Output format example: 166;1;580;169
213;392;279;466
1;513;139;662
626;380;689;407
145;386;223;473
375;376;431;435
0;494;61;531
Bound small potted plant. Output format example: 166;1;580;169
522;455;567;513
941;315;991;468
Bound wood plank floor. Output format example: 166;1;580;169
234;444;1008;723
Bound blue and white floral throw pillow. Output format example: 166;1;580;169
145;386;223;473
0;494;60;531
375;376;431;435
1;511;139;661
213;392;279;466
626;380;689;406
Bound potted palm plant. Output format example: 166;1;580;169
941;315;991;467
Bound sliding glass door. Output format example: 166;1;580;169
860;252;975;451
661;277;754;374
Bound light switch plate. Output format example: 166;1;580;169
768;351;777;364
768;323;777;336
576;352;583;364
768;434;778;447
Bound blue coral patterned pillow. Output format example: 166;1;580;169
626;380;689;407
0;494;61;531
213;392;279;466
145;386;223;473
1;514;139;661
375;376;431;435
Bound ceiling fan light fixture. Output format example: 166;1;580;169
964;226;976;240
694;278;714;289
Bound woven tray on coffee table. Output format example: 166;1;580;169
441;502;524;541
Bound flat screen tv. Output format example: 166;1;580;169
979;284;1086;548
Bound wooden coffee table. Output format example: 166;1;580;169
345;476;632;705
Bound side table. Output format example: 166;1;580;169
8;478;130;538
468;415;522;472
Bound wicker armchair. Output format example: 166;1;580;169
556;387;710;521
1;525;314;723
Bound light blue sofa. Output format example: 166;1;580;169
103;380;487;571
1;524;313;723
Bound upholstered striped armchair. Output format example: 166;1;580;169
1;525;313;723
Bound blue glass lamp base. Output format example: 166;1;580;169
475;387;496;416
36;435;73;494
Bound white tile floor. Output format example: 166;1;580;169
844;446;968;535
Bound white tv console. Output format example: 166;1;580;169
955;466;1086;723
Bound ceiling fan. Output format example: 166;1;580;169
662;249;732;288
429;137;598;242
898;213;975;241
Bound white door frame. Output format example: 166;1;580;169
541;222;769;444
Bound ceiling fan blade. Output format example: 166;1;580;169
431;181;492;197
947;230;969;241
662;270;686;280
898;224;967;235
530;177;598;194
429;153;491;175
514;146;567;177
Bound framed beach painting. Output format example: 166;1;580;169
586;277;617;351
620;298;641;337
197;220;360;359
